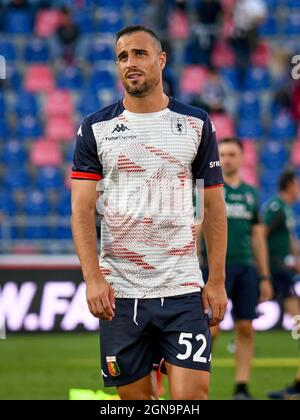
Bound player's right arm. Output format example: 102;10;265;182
71;118;115;321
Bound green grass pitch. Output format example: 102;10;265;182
0;331;298;400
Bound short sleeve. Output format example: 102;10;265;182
251;190;260;225
263;201;284;227
71;118;103;181
192;113;224;189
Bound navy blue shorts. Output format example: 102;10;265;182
99;292;211;388
202;265;259;321
271;269;297;300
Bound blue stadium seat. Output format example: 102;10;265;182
52;223;72;239
237;118;263;138
4;64;22;91
89;69;115;90
16;115;43;139
260;170;281;194
269;113;297;140
0;39;17;61
36;167;63;190
261;142;289;170
238;92;261;120
77;89;102;116
0;118;9;139
4;10;34;34
2;140;27;165
99;12;124;33
284;13;300;35
87;40;115;63
74;10;95;33
4;167;31;190
244;67;271;91
57;66;83;90
56;190;71;216
15;91;38;117
66;142;75;162
24;190;51;216
259;16;278;36
286;0;300;9
0;191;17;215
0;93;6;114
220;68;239;90
24;38;50;63
23;225;52;240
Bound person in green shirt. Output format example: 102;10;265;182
262;169;300;400
199;137;273;400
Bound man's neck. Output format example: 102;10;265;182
279;191;293;205
123;88;169;114
224;174;241;188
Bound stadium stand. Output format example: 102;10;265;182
0;0;299;253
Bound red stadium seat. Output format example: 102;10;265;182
212;42;235;68
24;65;55;93
168;10;189;40
291;140;300;166
211;113;236;139
240;167;258;186
45;116;76;141
30;139;62;167
180;65;209;95
251;42;270;67
35;9;62;38
242;139;258;167
44;90;74;117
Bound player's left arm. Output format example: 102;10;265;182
251;224;273;302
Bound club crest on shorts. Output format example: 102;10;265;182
106;356;121;377
171;117;187;135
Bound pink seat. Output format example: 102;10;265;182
35;9;62;38
240;167;258;186
45;117;76;141
168;10;189;40
242;140;258;167
212;42;235;68
44;90;74;117
210;113;236;139
180;65;209;95
24;65;55;93
291;140;300;166
251;42;270;67
30;139;62;167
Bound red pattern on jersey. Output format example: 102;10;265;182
117;154;146;173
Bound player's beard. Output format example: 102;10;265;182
123;73;160;98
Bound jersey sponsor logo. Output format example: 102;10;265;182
171;118;187;135
112;124;130;133
209;161;221;169
77;125;83;137
106;356;121;377
226;203;252;220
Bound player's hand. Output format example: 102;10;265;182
202;280;228;327
259;279;273;303
86;278;115;321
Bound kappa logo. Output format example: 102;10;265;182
112;124;130;133
77;125;83;137
106;356;121;377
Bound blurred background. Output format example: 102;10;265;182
0;0;300;400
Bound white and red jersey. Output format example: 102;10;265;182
72;97;224;298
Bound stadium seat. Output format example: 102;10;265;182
261;142;289;169
56;66;83;90
30;139;63;167
15;91;39;117
220;68;239;90
24;190;51;216
211;113;235;139
74;9;96;34
89;69;116;91
284;13;300;35
24;38;50;63
244;67;271;91
0;118;9;139
2;140;27;165
23;225;52;240
263;0;279;9
0;39;17;62
4;166;31;190
4;10;34;34
87;39;115;63
251;42;270;67
180;66;209;95
291;140;300;166
3;64;22;91
52;223;73;240
77;90;102;116
35;9;62;38
259;16;278;36
168;9;189;40
237;118;263;138
240;167;258;186
24;65;55;93
211;42;235;68
286;0;300;8
269;113;297;140
238;92;261;120
56;190;71;216
242;140;258;167
260;169;282;194
99;11;124;33
0;191;17;215
36;166;63;190
16;115;43;139
45;116;76;141
44;90;74;118
0;93;6;114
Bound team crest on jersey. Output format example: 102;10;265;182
171;118;187;135
245;193;254;206
106;356;121;377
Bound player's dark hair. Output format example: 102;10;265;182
279;169;297;192
218;137;244;152
116;25;163;51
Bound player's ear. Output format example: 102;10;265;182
159;51;167;71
